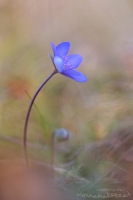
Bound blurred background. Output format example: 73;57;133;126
1;0;133;199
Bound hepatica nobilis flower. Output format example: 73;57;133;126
50;42;87;82
23;41;87;169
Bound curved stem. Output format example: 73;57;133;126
23;69;57;168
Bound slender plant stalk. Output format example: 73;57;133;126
50;131;55;178
23;69;57;168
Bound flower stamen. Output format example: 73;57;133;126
62;56;74;70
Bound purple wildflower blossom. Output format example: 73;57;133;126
49;42;87;82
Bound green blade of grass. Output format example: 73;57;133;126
25;90;49;144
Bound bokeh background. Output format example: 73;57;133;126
1;0;133;199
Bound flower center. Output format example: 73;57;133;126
62;56;73;70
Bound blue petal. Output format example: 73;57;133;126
50;42;57;56
63;69;81;76
62;70;87;82
49;54;54;64
56;42;70;56
67;54;82;69
54;56;63;73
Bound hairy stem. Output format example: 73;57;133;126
23;69;57;168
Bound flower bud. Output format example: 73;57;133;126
54;128;70;141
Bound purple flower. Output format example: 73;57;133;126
49;42;87;82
